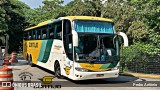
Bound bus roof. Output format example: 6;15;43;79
25;19;54;31
66;16;113;22
24;16;113;31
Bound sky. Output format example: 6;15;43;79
20;0;73;9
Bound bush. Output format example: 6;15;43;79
120;42;160;73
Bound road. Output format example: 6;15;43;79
4;57;160;90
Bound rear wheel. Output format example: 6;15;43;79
28;55;35;67
55;62;64;79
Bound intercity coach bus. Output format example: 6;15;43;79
23;16;128;80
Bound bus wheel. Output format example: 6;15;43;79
26;54;29;61
28;55;35;67
55;62;64;79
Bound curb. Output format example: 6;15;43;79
120;72;160;79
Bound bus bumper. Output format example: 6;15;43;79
72;69;119;80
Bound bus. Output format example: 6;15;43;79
23;16;128;80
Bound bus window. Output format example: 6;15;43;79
63;20;72;59
28;32;31;40
49;25;54;39
33;31;36;40
35;30;38;40
23;32;28;40
37;30;41;40
46;29;49;39
40;30;43;39
54;21;62;40
42;29;47;39
31;31;34;40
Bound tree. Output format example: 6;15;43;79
0;0;8;32
0;0;9;46
65;0;105;17
0;0;30;52
129;0;160;53
24;0;65;25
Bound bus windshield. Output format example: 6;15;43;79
74;20;119;63
75;33;119;63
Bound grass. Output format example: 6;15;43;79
17;53;23;56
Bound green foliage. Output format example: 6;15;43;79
64;0;104;16
0;0;159;56
121;43;160;63
0;0;8;33
24;0;65;25
0;0;30;52
127;20;149;42
129;0;160;48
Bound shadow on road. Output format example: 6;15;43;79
36;65;55;75
67;75;139;84
37;65;139;85
14;57;140;86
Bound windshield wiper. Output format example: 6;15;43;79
88;60;95;64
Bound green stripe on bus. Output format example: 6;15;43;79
38;40;53;63
100;63;115;69
38;40;48;62
42;40;53;63
100;64;110;69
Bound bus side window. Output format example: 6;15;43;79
46;29;49;39
31;31;36;40
63;20;72;60
23;32;28;40
28;32;31;40
54;21;62;40
31;31;33;40
33;30;35;40
37;30;41;40
49;27;54;39
42;29;47;39
40;30;43;39
35;30;37;40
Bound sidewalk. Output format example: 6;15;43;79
120;72;160;79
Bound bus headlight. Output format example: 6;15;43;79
75;67;88;72
111;66;120;70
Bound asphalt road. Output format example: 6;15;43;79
3;57;160;90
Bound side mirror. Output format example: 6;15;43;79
72;30;78;47
118;32;128;47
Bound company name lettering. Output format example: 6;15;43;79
29;42;38;48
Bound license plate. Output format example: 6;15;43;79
96;74;104;77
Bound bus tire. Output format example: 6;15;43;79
54;62;64;79
28;55;35;67
26;54;29;61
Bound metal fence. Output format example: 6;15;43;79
120;55;160;74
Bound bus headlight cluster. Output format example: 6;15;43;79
75;67;88;72
111;66;120;70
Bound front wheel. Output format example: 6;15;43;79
55;62;64;79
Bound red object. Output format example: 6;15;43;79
0;87;14;90
0;65;12;71
10;51;18;63
0;65;14;90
